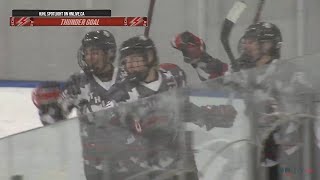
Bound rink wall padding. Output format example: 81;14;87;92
0;118;86;180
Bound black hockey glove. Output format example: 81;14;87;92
64;74;83;96
201;104;237;130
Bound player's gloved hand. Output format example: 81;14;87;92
32;81;62;108
230;60;241;73
171;31;205;64
64;73;82;96
201;104;237;130
32;81;63;117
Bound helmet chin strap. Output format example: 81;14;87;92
94;61;114;81
237;53;257;69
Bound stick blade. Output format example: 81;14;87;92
226;1;247;23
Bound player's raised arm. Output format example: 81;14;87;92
171;31;228;81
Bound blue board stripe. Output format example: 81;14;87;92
0;80;65;88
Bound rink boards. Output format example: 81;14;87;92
0;86;251;180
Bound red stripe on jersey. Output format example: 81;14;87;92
159;63;179;70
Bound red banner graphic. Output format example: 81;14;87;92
10;17;148;26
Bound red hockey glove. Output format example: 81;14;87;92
171;31;206;63
32;81;62;109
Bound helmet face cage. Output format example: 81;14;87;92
77;44;116;74
119;46;158;81
118;36;160;81
77;46;92;73
77;30;116;73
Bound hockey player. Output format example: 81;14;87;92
32;30;125;180
171;31;229;81
32;30;122;124
227;22;283;180
107;35;237;179
230;22;312;180
235;22;283;180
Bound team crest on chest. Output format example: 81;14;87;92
88;92;114;108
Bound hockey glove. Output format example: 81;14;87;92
171;31;205;64
64;74;83;96
32;81;62;109
201;104;237;130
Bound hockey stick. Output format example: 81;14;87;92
144;0;156;37
253;0;265;23
220;1;247;72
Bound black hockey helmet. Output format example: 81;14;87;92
119;35;159;80
238;22;282;59
119;35;158;64
78;30;117;73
